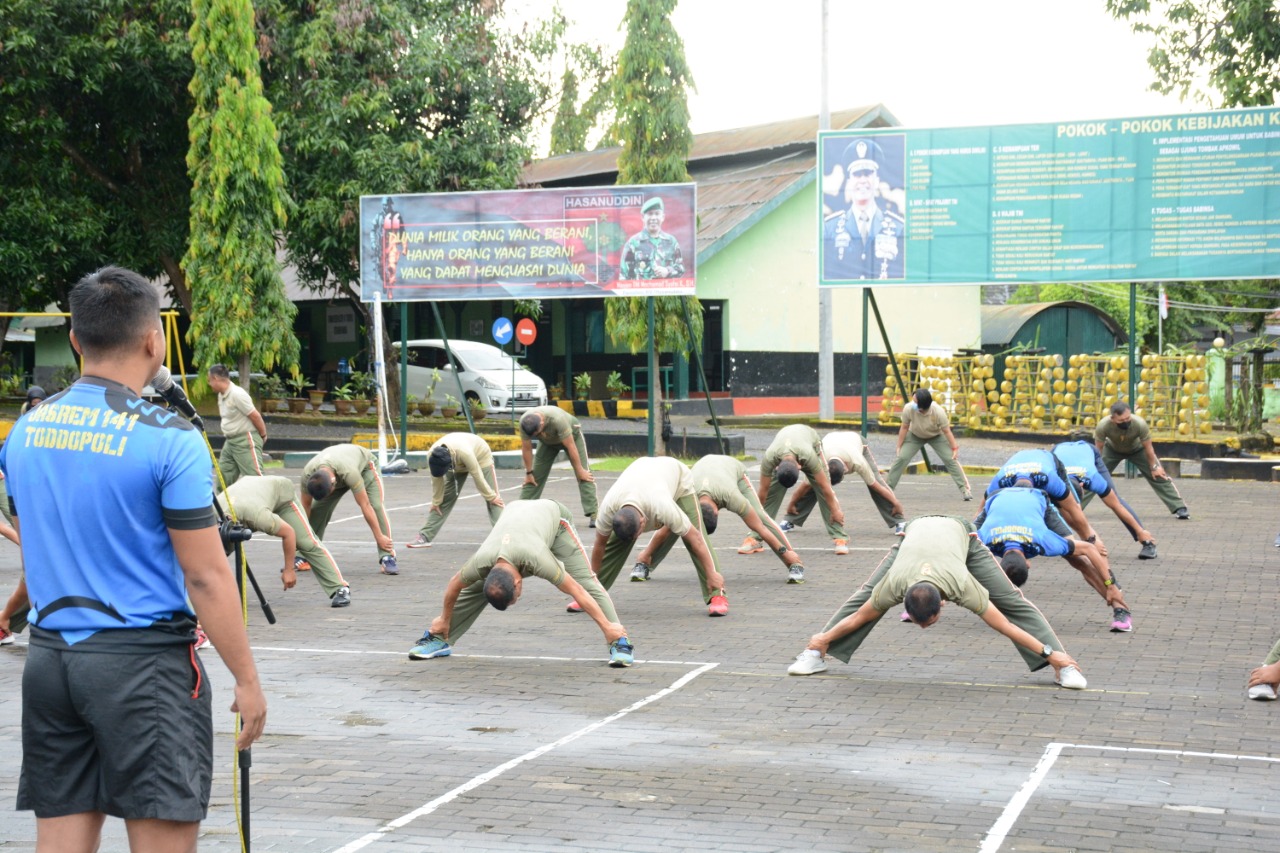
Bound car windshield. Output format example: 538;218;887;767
458;347;517;371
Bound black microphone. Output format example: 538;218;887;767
151;366;204;430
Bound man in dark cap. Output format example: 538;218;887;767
620;196;685;280
823;136;905;280
19;385;45;415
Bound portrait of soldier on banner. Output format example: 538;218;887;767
619;196;686;280
822;135;906;281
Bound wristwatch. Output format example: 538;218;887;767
1039;644;1053;659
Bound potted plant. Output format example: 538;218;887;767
605;371;630;400
285;375;310;415
308;384;327;412
257;375;286;412
573;371;592;401
348;370;375;415
440;394;460;418
469;397;487;421
548;381;564;403
331;382;356;415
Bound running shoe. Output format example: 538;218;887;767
608;638;634;668
737;537;764;555
1110;608;1133;633
779;521;796;532
405;533;432;549
630;562;651;582
1055;665;1087;690
408;634;452;660
379;555;399;575
787;564;805;584
787;652;827;675
707;595;729;617
0;627;14;645
1138;541;1157;560
833;539;849;555
294;555;312;571
566;599;582;613
331;586;351;608
1248;684;1278;701
194;627;211;650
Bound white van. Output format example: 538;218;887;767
395;339;547;413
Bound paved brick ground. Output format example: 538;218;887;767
2;449;1279;852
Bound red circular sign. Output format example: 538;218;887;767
516;318;538;345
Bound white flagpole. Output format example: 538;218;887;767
372;293;388;468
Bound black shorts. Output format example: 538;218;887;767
18;642;213;820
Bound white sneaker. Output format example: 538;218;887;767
1248;683;1278;701
787;651;827;676
1055;665;1087;690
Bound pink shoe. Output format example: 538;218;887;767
194;627;211;650
707;595;729;617
565;599;582;613
899;611;912;623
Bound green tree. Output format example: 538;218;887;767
548;43;617;155
183;0;297;385
1107;0;1279;106
607;0;701;452
0;0;196;320
257;0;561;409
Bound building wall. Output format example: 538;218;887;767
695;187;982;396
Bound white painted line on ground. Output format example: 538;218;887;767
249;645;713;667
979;742;1280;853
330;662;719;853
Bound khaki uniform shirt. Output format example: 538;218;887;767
821;431;876;485
459;500;568;586
690;455;752;516
869;516;990;615
303;444;374;495
531;406;578;445
902;402;951;440
218;383;257;435
431;433;497;505
218;475;296;536
761;425;825;480
597;457;695;538
1094;415;1151;455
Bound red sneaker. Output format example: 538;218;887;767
193;627;211;650
565;599;582;613
0;627;14;645
707;595;729;617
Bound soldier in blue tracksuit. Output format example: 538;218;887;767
1052;438;1157;560
976;484;1132;632
985;448;1099;545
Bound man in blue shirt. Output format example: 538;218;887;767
977;483;1132;632
0;266;265;851
1053;437;1157;560
986;448;1100;545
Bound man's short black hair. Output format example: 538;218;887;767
1068;429;1093;444
25;386;45;402
903;582;942;624
208;364;231;381
305;468;335;501
1110;400;1131;417
699;498;718;535
519;411;542;438
484;566;518;611
68;266;160;359
613;506;642;541
1000;549;1029;587
428;445;453;477
828;458;846;486
913;388;933;411
775;458;801;488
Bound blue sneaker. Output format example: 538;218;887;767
780;520;796;532
409;633;451;660
609;637;634;668
379;555;399;575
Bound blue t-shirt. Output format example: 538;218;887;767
977;487;1072;559
0;377;217;647
986;448;1071;502
1052;440;1113;497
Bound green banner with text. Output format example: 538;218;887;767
818;107;1280;286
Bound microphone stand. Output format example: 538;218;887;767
162;395;274;853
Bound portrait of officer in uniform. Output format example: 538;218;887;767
620;196;685;280
822;136;906;281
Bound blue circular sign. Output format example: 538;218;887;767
491;317;513;345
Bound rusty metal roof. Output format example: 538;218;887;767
521;104;902;262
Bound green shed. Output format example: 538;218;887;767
981;300;1127;381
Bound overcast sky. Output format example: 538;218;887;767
510;0;1194;145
